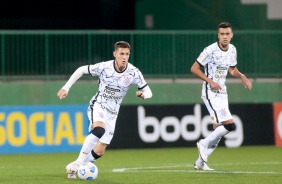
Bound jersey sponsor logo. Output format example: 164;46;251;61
214;68;228;79
103;88;123;101
105;86;120;92
102;93;123;101
216;66;228;70
101;105;118;115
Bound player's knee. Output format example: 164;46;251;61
91;127;105;138
223;123;236;131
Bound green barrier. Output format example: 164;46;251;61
1;30;282;80
0;80;281;105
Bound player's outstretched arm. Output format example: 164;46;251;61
57;65;89;100
136;85;152;99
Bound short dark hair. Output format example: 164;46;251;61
114;41;130;51
218;22;232;30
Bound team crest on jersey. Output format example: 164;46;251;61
123;75;132;86
220;108;227;117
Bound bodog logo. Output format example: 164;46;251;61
273;103;282;146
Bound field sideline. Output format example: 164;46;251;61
1;146;282;184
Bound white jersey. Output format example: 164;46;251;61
196;42;237;99
88;60;147;114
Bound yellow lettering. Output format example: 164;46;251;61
7;112;27;146
76;112;86;144
46;113;53;145
54;113;75;145
29;113;45;145
0;113;6;145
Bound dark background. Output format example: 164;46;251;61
2;0;282;30
110;104;274;149
0;0;135;29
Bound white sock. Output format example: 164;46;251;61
195;156;204;166
196;136;222;165
207;136;222;156
202;126;229;147
76;134;99;163
85;151;95;162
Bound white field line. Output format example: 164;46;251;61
112;162;282;175
114;170;282;175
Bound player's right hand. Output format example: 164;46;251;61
57;89;68;99
210;81;221;91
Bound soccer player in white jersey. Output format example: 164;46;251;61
190;22;252;170
57;41;153;179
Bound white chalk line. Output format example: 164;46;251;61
112;162;282;175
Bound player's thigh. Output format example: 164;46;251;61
91;121;106;130
203;95;232;124
88;104;107;131
89;104;117;144
98;118;116;145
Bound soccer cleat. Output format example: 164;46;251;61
67;172;77;179
194;163;214;171
66;161;81;179
196;140;208;162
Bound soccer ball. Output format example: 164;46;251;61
77;162;98;180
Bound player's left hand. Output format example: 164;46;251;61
241;76;252;90
136;91;144;99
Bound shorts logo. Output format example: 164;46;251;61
220;108;227;117
98;112;104;118
211;116;215;121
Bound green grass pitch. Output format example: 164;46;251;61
1;146;282;184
